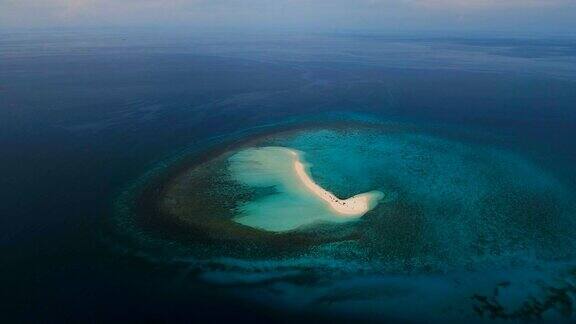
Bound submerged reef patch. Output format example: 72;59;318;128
111;121;576;321
126;123;576;267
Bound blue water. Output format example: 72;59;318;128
2;29;576;322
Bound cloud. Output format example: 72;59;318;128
407;0;573;9
1;0;575;32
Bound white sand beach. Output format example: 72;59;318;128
290;149;381;217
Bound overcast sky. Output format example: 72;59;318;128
2;0;576;34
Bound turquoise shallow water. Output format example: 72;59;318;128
228;146;383;232
268;127;576;267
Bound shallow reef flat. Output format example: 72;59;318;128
228;146;384;232
114;121;576;321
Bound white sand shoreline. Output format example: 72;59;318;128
289;149;382;218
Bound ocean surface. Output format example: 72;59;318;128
2;29;576;322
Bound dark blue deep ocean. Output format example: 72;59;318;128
1;29;576;322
